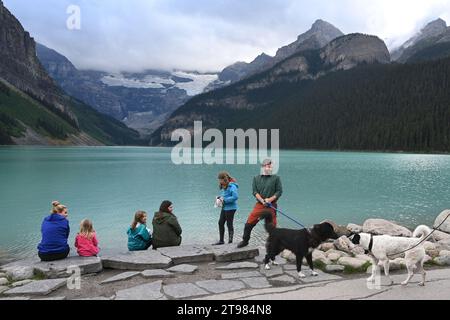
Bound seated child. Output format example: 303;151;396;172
75;219;100;257
127;211;152;251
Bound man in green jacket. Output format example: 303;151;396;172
152;201;182;249
237;159;283;248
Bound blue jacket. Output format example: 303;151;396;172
37;214;70;254
127;224;152;251
220;182;239;211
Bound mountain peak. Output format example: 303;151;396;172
421;18;447;36
273;19;344;62
253;52;272;63
311;19;339;32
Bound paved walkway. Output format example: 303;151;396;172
200;268;450;300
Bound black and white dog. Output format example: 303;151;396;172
348;225;432;286
262;211;339;278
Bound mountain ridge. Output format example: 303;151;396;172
0;1;143;146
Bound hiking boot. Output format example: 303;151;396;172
237;223;255;248
237;241;248;248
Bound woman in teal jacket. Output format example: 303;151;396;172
214;172;239;245
127;211;152;251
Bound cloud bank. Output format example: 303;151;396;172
4;0;450;72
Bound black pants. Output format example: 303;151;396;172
218;209;236;242
38;248;70;262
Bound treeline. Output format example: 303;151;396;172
240;58;450;152
169;56;450;153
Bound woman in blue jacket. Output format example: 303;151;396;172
37;202;70;262
214;172;239;245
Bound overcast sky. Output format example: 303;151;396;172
4;0;450;73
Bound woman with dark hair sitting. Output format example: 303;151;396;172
152;201;182;249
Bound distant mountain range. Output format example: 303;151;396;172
0;0;142;146
36;43;218;136
2;0;450;150
392;18;450;62
151;19;450;153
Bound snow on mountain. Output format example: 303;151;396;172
171;71;218;96
100;71;218;96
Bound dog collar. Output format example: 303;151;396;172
308;229;321;248
365;234;374;254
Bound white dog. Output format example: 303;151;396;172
349;225;432;286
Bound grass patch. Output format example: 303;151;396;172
31;273;47;281
313;260;328;271
343;261;372;274
32;270;47;281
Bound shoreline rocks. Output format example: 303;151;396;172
434;210;450;234
363;219;412;237
1;211;450;300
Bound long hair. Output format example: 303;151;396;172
131;211;147;230
218;172;235;189
79;219;95;240
159;201;173;214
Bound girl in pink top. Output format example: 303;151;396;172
75;219;100;257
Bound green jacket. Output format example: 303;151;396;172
252;175;283;200
152;211;182;249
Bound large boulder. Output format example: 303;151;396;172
312;250;331;265
423;241;440;258
433;230;450;242
280;250;296;263
326;249;350;261
363;219;412;237
347;224;363;233
3;266;34;282
319;242;335;252
437;239;450;252
434;210;450;234
434;250;450;266
333;236;364;255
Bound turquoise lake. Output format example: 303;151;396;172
0;147;449;263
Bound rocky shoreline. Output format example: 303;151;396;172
1;210;449;300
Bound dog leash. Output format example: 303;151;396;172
386;212;450;258
266;203;307;229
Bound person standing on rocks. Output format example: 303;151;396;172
152;201;182;249
214;172;239;245
237;159;283;248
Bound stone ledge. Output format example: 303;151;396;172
157;245;214;264
101;251;172;271
4;278;67;296
204;244;259;262
1;256;102;279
